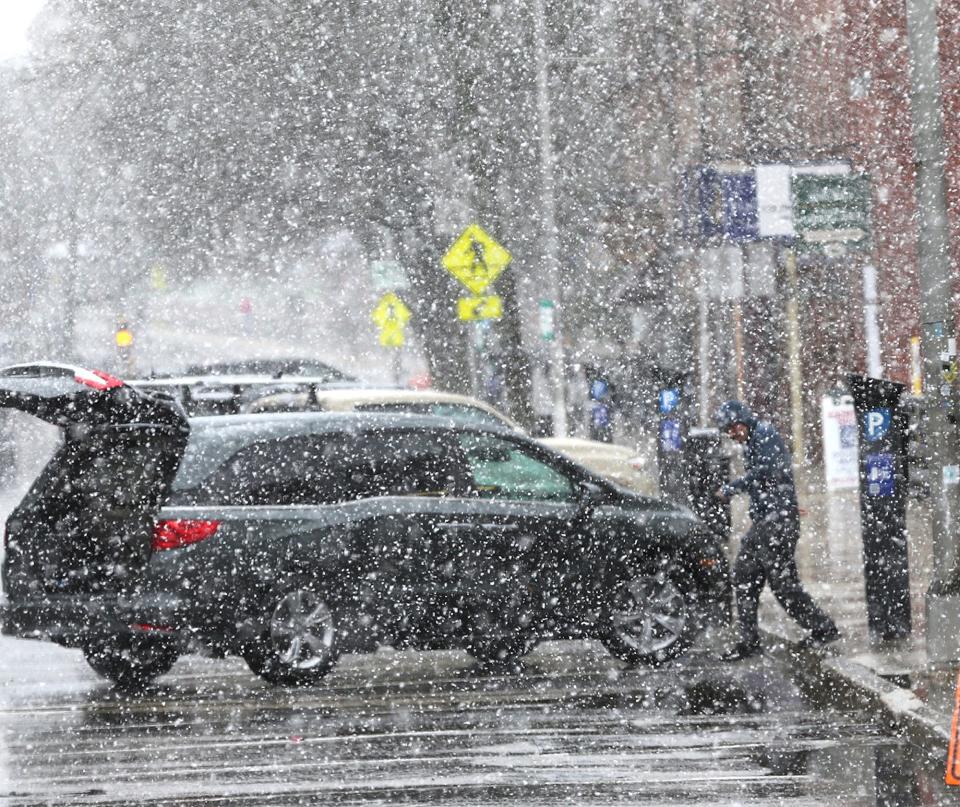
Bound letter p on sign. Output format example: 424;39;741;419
864;408;890;443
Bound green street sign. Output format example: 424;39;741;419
792;174;871;247
538;299;555;341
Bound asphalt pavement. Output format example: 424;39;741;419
0;631;951;805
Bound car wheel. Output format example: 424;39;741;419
242;582;339;686
83;633;180;690
600;568;696;666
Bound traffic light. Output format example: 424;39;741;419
115;322;133;349
115;319;135;375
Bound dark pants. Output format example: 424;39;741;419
733;516;837;647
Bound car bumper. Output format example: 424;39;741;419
0;593;192;647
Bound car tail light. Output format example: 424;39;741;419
628;456;645;471
152;519;220;551
74;368;124;390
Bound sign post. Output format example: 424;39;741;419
442;224;512;398
371;292;411;385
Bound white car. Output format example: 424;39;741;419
244;387;657;496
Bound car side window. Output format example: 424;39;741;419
358;430;458;497
187;434;370;506
458;433;576;502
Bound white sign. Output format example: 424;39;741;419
944;465;960;486
701;246;744;301
756;164;794;238
821;394;859;491
755;162;852;239
370;260;409;292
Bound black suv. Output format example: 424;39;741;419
0;363;728;688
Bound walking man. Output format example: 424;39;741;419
714;400;839;661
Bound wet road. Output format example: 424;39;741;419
0;635;951;806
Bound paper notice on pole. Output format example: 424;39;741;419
821;395;859;491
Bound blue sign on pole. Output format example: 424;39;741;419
694;167;759;242
590;379;609;401
660;419;682;453
863;408;891;443
723;172;759;241
865;452;895;497
659;388;680;414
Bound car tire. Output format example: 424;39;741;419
83;633;180;690
241;581;339;686
599;566;698;666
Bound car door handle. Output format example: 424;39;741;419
481;522;518;532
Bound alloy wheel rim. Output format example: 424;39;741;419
611;573;687;654
269;589;335;670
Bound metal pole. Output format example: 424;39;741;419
905;0;960;661
698;256;711;426
533;0;568;437
732;301;745;401
862;263;883;378
785;246;805;462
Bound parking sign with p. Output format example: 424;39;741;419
864;408;890;442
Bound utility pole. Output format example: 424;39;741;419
533;0;568;438
904;0;960;661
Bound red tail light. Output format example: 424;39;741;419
152;519;221;551
74;368;124;390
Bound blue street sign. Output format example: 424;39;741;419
693;167;759;242
659;388;680;414
660;419;682;453
865;452;895;497
590;379;609;401
863;408;891;443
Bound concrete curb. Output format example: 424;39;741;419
761;628;952;747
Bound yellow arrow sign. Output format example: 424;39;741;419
371;292;411;328
458;295;503;321
442;224;511;295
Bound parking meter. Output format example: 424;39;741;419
588;373;614;443
848;374;911;640
684;427;731;543
654;370;690;502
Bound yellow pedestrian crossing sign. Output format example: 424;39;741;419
458;295;503;321
442;224;511;295
371;292;411;348
379;323;405;347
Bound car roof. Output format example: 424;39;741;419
247;386;523;429
189;409;516;437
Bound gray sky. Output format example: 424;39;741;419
0;0;44;61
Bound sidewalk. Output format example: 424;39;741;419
751;485;956;747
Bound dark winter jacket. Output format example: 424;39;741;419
720;408;799;525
